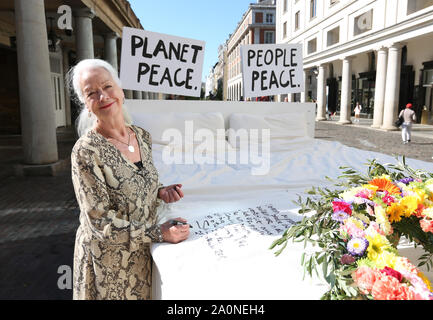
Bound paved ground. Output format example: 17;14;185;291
315;117;433;163
0;117;432;300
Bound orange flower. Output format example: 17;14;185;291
368;178;401;195
386;202;403;223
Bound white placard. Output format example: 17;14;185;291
120;27;205;97
240;44;304;99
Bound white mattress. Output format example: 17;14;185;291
150;137;433;300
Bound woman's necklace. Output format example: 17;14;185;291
104;127;135;153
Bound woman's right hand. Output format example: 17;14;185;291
160;217;190;244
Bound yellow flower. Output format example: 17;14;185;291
418;272;433;292
363;184;378;193
413;188;426;204
386;202;404;223
375;206;393;235
374;251;397;269
366;233;391;261
400;196;419;217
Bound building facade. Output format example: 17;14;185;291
0;0;157;173
276;0;433;127
226;0;276;101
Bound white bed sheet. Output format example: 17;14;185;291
150;138;433;300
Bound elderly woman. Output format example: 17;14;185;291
68;58;190;300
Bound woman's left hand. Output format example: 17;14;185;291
160;217;190;243
158;184;184;203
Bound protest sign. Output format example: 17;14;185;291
120;27;205;97
240;44;303;99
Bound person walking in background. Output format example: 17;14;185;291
354;102;362;123
400;103;417;144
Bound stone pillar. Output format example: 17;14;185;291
381;43;403;131
14;0;58;165
74;8;95;61
339;56;355;124
372;47;388;128
316;64;327;121
124;89;133;99
301;69;308;103
133;90;141;99
104;32;119;72
287;93;294;102
62;49;72;126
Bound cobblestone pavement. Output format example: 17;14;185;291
315;118;433;163
1;120;433;300
0;129;78;300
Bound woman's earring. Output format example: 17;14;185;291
88;110;92;118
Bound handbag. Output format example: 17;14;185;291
395;116;403;127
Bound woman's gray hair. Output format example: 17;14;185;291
66;58;132;137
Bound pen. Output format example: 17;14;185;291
169;219;193;228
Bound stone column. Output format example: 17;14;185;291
339;56;355;124
62;49;72;126
14;0;58;165
287;93;294;102
316;64;327;121
381;43;403;130
301;69;309;103
133;90;142;99
104;32;119;72
372;47;388;128
74;8;95;61
124;89;133;99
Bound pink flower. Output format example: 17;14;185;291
332;201;352;215
341;221;365;238
400;270;433;300
371;273;415;300
395;257;419;275
355;189;374;200
420;218;433;234
380;267;403;282
352;266;379;294
368;222;386;236
381;191;396;206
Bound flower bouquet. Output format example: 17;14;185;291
271;158;433;300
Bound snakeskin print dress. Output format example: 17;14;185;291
71;125;163;300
